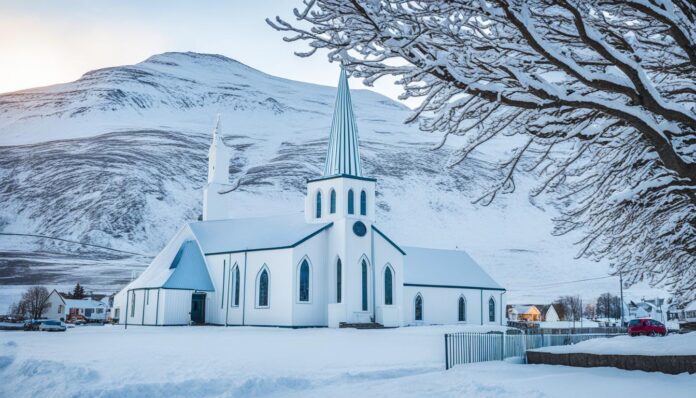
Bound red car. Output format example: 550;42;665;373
628;319;667;336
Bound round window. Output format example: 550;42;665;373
353;221;367;237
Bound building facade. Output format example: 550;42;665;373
113;69;505;328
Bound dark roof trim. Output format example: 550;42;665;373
49;289;66;305
204;222;334;256
307;174;377;183
404;283;506;292
372;225;406;255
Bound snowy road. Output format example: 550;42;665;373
1;325;694;397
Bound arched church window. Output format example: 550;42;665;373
316;192;322;218
360;190;367;216
348;189;354;215
336;258;342;303
230;265;240;307
458;296;466;322
415;294;423;321
489;297;496;322
384;266;393;305
299;259;310;302
361;259;368;311
258;268;269;307
330;189;336;214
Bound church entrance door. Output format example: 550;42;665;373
191;293;206;324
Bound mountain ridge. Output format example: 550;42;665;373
0;51;665;306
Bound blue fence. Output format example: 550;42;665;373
444;330;622;369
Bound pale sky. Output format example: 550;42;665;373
0;0;405;103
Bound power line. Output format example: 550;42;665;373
506;275;616;291
0;232;148;257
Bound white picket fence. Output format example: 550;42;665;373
444;331;621;369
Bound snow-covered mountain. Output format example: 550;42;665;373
0;52;664;305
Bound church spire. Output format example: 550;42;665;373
323;68;363;177
207;114;229;185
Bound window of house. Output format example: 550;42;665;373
384;266;393;305
360;190;367;216
348;189;354;214
299;259;310;302
458;297;466;322
58;304;64;314
316;191;322;218
361;259;368;311
258;268;269;307
330;189;336;214
96;308;103;314
489;297;496;322
336;258;342;303
415;294;423;321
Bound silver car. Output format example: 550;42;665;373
39;320;66;332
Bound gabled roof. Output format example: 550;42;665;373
63;298;107;309
189;213;332;255
323;68;363;177
402;246;504;291
162;240;215;291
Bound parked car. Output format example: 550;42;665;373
39;320;67;332
628;319;667;336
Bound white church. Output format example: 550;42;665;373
113;70;505;328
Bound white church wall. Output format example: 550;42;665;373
159;289;193;325
222;252;246;325
291;230;329;326
373;232;404;327
402;286;504;326
203;253;227;325
243;249;294;326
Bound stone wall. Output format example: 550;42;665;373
526;351;696;374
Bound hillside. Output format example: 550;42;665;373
0;52;665;307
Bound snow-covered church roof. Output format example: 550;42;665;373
189;213;333;255
402;246;504;291
124;213;332;292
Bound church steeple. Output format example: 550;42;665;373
203;115;231;221
208;115;229;184
323;68;363;177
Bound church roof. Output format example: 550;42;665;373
189;213;333;255
161;240;215;291
402;246;504;291
323;68;363;178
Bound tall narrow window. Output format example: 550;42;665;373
415;294;423;321
336;258;342;303
361;259;368;311
330;189;336;214
130;291;136;317
258;269;269;307
315;192;322;218
458;297;466;322
489;297;496;322
299;259;310;302
360;190;367;216
384;266;393;305
231;265;240;307
348;189;354;215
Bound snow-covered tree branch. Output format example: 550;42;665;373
269;0;696;301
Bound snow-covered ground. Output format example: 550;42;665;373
533;332;696;356
1;325;694;397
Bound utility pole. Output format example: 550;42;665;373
619;272;625;327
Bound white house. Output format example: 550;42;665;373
44;290;109;322
113;69;506;328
